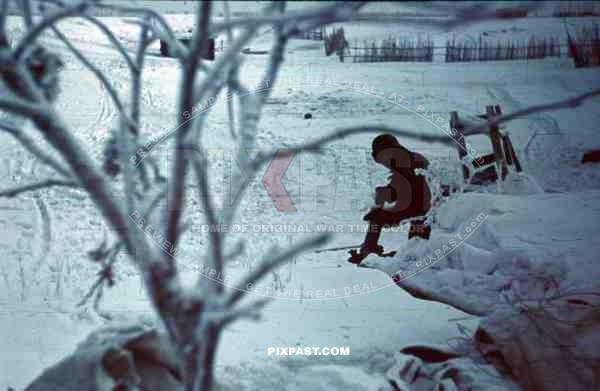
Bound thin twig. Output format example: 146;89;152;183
462;88;600;137
255;124;458;166
211;298;271;327
0;179;79;197
78;242;122;307
227;233;330;305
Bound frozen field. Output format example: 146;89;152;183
2;6;600;390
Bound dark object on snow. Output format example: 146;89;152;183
160;36;215;60
400;345;461;363
582;149;600;163
241;48;269;55
348;246;398;266
304;112;312;119
102;134;121;177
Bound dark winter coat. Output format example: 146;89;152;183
368;147;432;226
380;150;431;215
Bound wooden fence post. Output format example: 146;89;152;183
486;105;508;180
502;134;523;172
450;111;470;181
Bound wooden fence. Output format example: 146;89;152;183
294;26;325;41
446;35;561;62
567;24;600;67
346;37;434;63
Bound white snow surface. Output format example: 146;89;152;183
2;6;600;390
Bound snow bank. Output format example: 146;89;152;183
364;187;600;315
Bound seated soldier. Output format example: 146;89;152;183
348;134;432;264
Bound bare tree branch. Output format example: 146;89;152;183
188;1;211;72
223;0;236;140
130;18;148;128
0;121;72;177
50;25;135;128
220;2;291;228
209;2;366;35
462;88;600;137
227;233;330;306
191;149;223;294
254;124;458;166
0;0;10;44
78;13;137;72
90;1;189;60
0;95;49;118
165;1;213;250
78;241;121;307
210;298;271;327
14;0;89;60
0;178;79;197
257;1;287;106
19;0;34;29
224;239;245;261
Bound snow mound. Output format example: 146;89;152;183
364;190;600;315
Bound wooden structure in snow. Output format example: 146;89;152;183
450;105;522;186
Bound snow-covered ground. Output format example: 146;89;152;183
2;5;600;390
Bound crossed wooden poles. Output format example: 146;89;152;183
450;104;522;185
